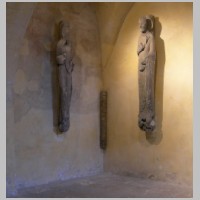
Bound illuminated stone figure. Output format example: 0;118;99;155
137;15;156;132
56;21;74;132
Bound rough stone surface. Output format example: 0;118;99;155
137;15;156;132
100;91;107;149
8;173;192;198
56;20;74;132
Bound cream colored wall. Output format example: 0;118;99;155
6;2;103;196
101;2;193;185
94;2;134;69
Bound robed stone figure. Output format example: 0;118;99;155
137;15;156;133
56;21;74;132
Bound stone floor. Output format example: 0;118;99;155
10;173;192;198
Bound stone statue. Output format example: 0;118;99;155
137;15;156;133
56;20;74;132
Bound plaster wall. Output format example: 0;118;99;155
102;2;193;185
94;2;133;68
6;2;103;196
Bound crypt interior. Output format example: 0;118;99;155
6;2;193;198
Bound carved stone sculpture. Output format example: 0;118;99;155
100;91;107;150
137;15;156;133
56;21;74;132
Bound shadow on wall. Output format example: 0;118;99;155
146;17;165;145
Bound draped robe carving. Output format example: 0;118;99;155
56;21;74;132
137;15;156;133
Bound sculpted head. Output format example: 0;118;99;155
59;20;70;39
139;15;154;33
139;17;148;33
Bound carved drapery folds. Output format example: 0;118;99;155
56;20;74;132
137;15;156;133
